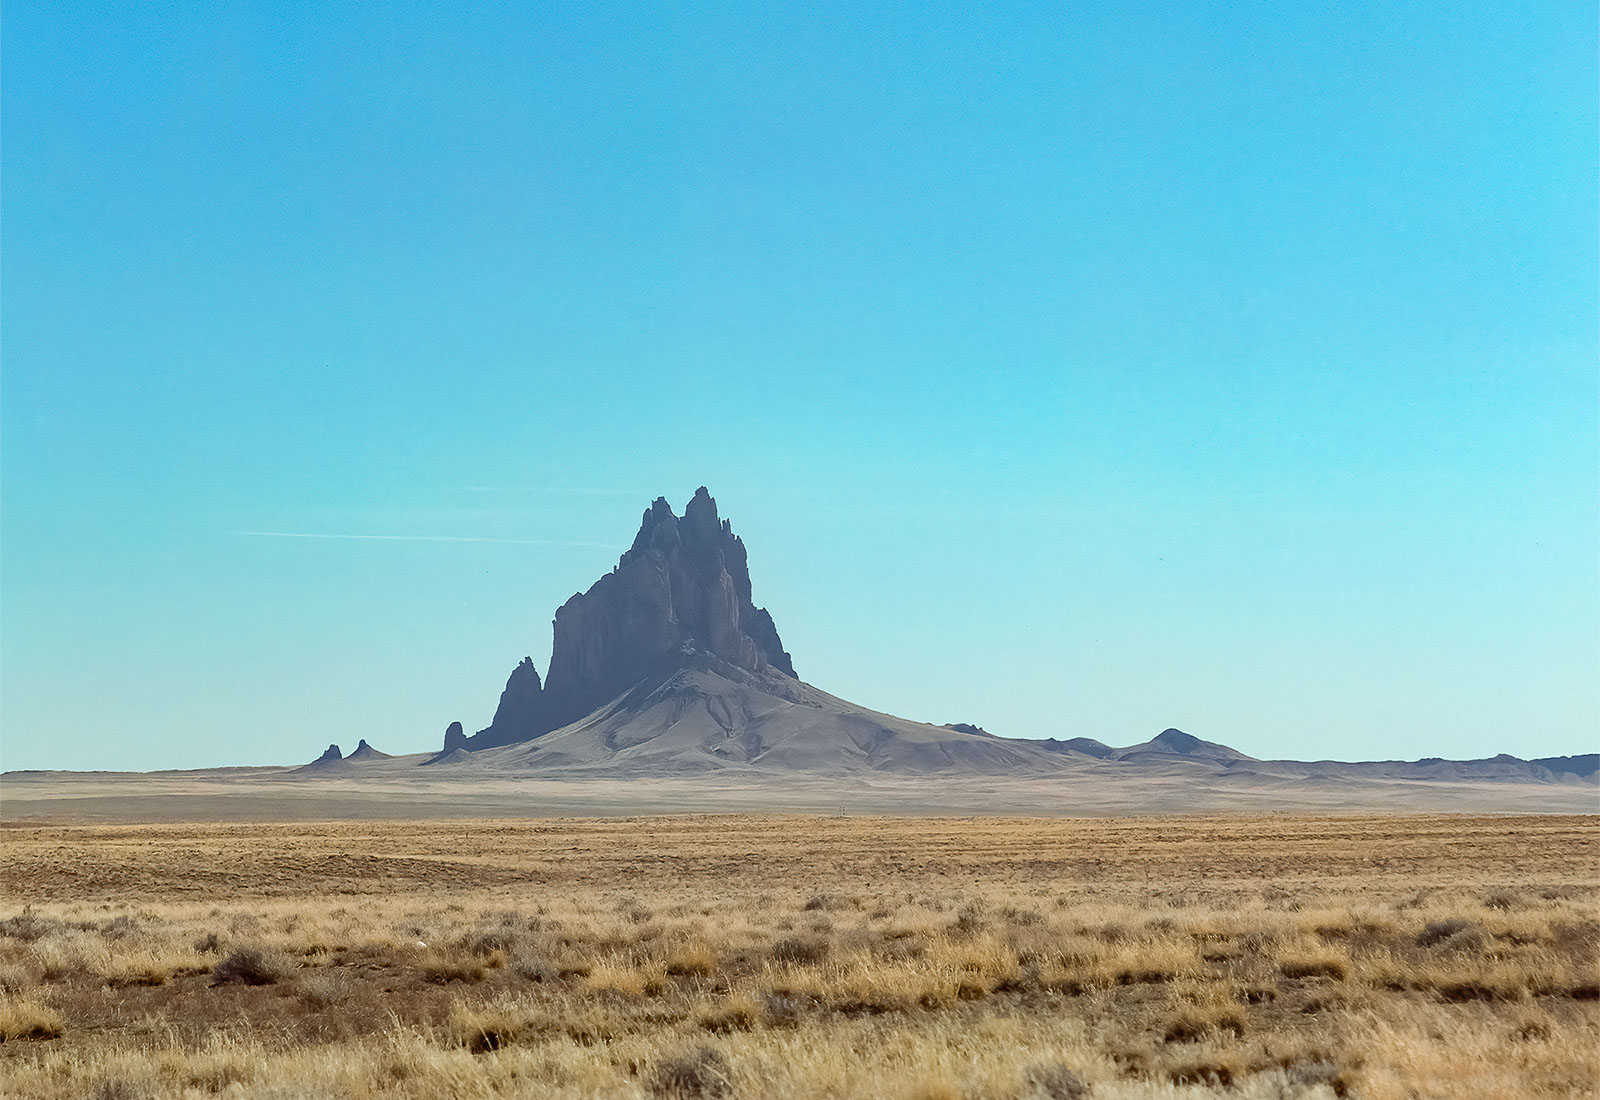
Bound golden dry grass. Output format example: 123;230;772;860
0;813;1595;1098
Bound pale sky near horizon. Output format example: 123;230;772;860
3;1;1596;771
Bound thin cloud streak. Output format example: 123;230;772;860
239;531;615;548
453;486;639;496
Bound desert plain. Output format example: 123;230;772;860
1;811;1596;1099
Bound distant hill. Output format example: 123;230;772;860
1112;728;1252;762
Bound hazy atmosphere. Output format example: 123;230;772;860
4;0;1596;772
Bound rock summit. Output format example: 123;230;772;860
455;487;796;751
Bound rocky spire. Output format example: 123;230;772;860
442;721;466;752
474;658;549;747
457;488;795;751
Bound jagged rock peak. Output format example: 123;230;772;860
473;658;548;750
312;744;342;764
456;487;797;752
623;496;681;565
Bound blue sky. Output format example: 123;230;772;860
3;0;1595;770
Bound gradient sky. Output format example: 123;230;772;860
3;1;1596;771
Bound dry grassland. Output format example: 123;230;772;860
0;814;1595;1099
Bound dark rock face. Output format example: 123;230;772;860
1114;728;1252;762
312;744;342;764
478;659;549;747
442;721;466;752
460;488;796;751
346;739;392;761
1152;729;1205;753
1532;754;1600;778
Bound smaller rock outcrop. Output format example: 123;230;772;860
468;658;550;750
311;744;342;764
346;739;392;761
442;721;466;752
1114;728;1252;762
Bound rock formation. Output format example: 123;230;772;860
476;659;550;749
311;744;342;764
458;488;796;751
1114;728;1252;761
442;721;466;752
345;739;392;761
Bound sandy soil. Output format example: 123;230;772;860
2;761;1595;823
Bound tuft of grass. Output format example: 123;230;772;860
588;958;664;998
698;992;761;1033
1162;1007;1247;1044
649;1046;732;1099
184;1051;256;1092
0;909;61;943
512;956;558;983
761;991;805;1028
211;947;293;986
296;971;354;1007
421;955;487;984
665;943;717;976
89;1080;147;1100
1417;918;1481;948
0;994;64;1041
771;936;829;964
462;929;518;957
447;1000;526;1053
1280;953;1348;981
1022;1062;1090;1099
0;964;38;993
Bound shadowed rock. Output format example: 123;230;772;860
1113;728;1252;762
1531;754;1600;779
442;721;466;752
345;739;392;761
459;488;795;751
311;744;342;764
1034;737;1115;759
